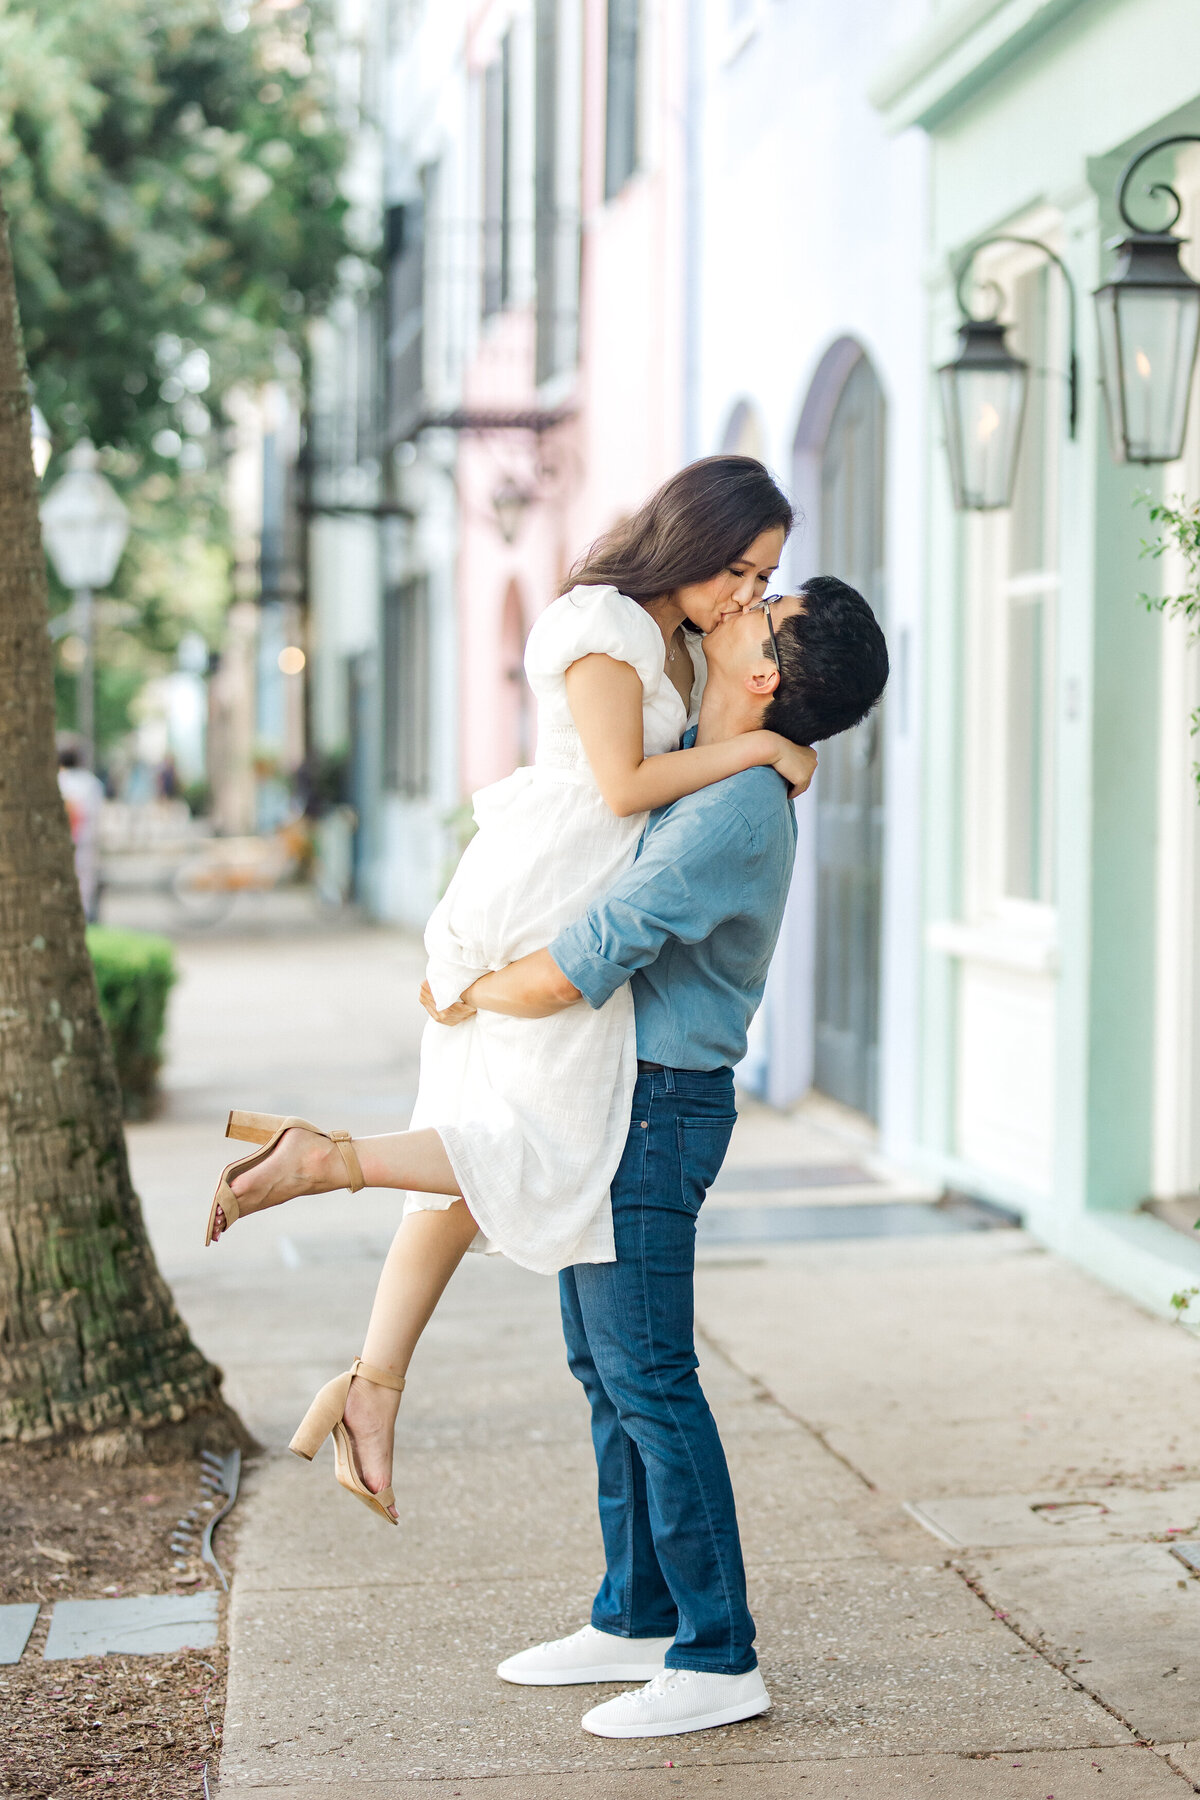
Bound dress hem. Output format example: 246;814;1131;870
403;1129;618;1277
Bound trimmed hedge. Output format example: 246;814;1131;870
86;926;177;1120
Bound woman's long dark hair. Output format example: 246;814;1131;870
563;455;794;604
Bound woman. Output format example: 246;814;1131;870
204;455;811;1522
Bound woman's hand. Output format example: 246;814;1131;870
419;980;477;1027
764;735;818;798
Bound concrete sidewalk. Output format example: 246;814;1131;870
128;923;1200;1797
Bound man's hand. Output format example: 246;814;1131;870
419;980;477;1027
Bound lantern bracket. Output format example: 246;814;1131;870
953;235;1079;439
1115;134;1200;236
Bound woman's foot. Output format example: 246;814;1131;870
341;1372;402;1521
210;1128;348;1241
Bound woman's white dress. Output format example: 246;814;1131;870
403;584;704;1275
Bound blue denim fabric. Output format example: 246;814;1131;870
558;1065;756;1675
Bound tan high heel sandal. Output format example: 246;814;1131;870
204;1110;365;1247
289;1357;405;1525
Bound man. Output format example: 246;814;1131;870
454;578;889;1738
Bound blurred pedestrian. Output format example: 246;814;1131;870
56;734;105;922
156;751;180;801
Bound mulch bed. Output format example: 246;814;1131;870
0;1446;234;1799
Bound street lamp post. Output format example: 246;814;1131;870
1094;135;1200;465
39;441;131;771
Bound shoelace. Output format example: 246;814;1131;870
635;1670;690;1703
538;1624;593;1655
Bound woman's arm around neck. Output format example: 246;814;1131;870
564;653;803;818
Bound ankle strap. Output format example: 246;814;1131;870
328;1130;365;1193
351;1356;406;1393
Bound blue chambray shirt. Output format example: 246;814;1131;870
548;753;798;1073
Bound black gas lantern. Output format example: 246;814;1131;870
938;235;1078;512
1094;134;1200;465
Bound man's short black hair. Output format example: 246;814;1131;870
762;575;888;746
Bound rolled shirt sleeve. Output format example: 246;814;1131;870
549;799;760;1009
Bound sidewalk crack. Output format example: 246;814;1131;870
695;1319;877;1491
953;1561;1199;1788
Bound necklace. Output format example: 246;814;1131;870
667;634;679;664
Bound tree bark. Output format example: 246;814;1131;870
0;185;243;1457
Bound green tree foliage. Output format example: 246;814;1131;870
0;0;352;757
1137;493;1200;796
0;0;349;460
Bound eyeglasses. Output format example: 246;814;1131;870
747;596;783;678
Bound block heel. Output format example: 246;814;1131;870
289;1358;406;1525
204;1114;366;1247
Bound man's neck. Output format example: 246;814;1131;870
693;674;763;747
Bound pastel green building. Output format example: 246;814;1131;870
872;0;1200;1312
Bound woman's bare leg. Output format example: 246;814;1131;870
217;1126;460;1235
220;1125;478;1519
342;1200;481;1515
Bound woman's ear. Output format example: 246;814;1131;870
744;667;781;698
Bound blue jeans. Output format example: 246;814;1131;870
558;1065;756;1675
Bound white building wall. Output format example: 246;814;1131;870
306;0;469;928
368;6;470;928
696;0;931;1158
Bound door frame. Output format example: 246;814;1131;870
760;337;884;1110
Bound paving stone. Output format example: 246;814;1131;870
43;1592;219;1660
713;1162;879;1192
232;1418;880;1600
0;1603;39;1665
693;1241;1200;1497
1153;1743;1200;1786
219;1550;1124;1788
215;1745;1185;1799
964;1542;1200;1744
697;1200;1009;1246
909;1483;1200;1550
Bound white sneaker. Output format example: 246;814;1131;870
497;1623;674;1686
581;1667;770;1737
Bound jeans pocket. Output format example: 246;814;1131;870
676;1116;737;1215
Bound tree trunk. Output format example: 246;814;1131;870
0;186;243;1458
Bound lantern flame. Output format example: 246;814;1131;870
1135;349;1152;380
976;403;1001;442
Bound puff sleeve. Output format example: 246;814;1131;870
523;585;665;705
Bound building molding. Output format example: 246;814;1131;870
868;0;1090;134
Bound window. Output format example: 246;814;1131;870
535;0;580;382
1002;264;1058;904
963;245;1062;917
356;300;380;467
604;0;640;201
482;34;512;318
384;193;426;440
383;577;430;797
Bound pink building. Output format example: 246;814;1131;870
456;0;691;796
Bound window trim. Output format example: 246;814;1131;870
960;231;1065;931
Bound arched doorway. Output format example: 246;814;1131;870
720;398;767;462
795;346;887;1120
